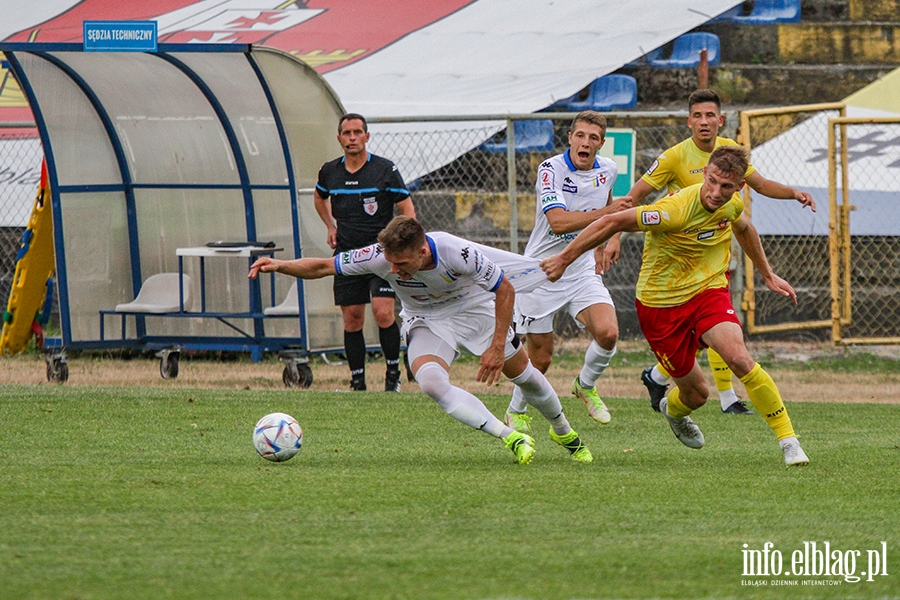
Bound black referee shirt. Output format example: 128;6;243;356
315;153;410;252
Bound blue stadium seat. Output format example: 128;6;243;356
708;4;743;23
647;32;721;68
567;75;637;112
480;120;554;153
730;0;801;24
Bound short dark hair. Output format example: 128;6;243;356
688;89;721;112
377;216;426;255
708;146;748;179
338;113;368;133
570;110;607;136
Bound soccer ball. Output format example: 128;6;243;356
253;412;303;462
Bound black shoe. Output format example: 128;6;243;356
350;377;367;391
641;366;667;412
385;369;401;392
722;400;753;415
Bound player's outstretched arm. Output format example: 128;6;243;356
601;176;662;271
598;191;635;273
744;172;816;212
248;257;336;280
544;195;632;235
732;217;797;304
541;208;638;281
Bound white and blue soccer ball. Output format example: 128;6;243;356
253;412;303;462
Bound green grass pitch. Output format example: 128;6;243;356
0;384;897;599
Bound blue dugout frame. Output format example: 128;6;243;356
0;42;322;360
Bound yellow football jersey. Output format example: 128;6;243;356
641;136;756;194
634;183;744;307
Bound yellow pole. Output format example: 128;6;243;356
739;109;756;332
828;119;842;344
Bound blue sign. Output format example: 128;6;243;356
83;21;158;52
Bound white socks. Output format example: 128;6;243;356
718;387;740;410
415;362;509;438
649;365;668;386
507;386;528;415
650;363;738;410
578;342;616;390
508;361;571;436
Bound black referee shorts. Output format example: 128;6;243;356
333;272;395;307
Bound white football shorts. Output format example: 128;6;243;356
402;305;520;366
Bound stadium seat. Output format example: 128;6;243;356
567;75;638;112
647;32;721;68
480;119;554;153
115;273;193;313
730;0;801;24
708;4;743;23
265;280;300;316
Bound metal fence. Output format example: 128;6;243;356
16;110;830;343
739;104;845;339
0;122;43;324
829;116;900;344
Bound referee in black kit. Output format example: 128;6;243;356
313;113;416;392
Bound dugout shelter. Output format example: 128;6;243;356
0;42;362;384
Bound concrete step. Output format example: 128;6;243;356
722;0;884;23
622;62;894;107
849;0;898;20
803;0;850;21
703;20;900;64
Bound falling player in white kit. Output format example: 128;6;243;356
505;111;632;434
248;216;593;464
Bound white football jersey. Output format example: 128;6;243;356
524;151;618;278
335;232;516;319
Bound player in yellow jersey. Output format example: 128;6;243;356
602;89;815;415
541;146;810;467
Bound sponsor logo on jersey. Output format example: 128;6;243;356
549;231;578;241
697;230;715;240
351;247;374;262
641;210;661;226
363;196;378;215
394;279;427;288
540;168;555;191
646;159;660;175
460;247;470;263
341;252;351;264
689;168;704;174
562;182;578;194
541;194;560;206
